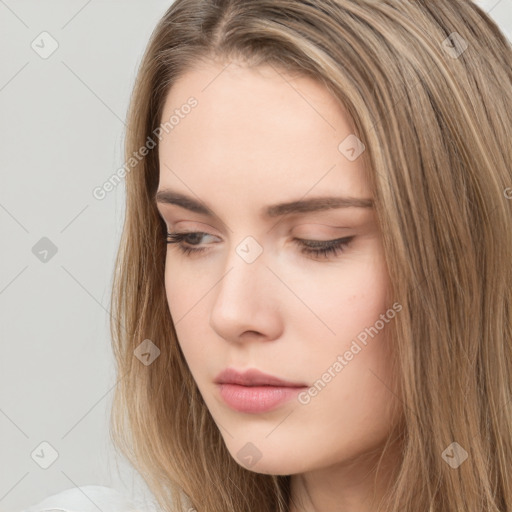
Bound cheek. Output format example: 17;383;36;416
164;254;211;322
164;262;195;353
288;251;391;342
291;252;397;412
164;260;220;376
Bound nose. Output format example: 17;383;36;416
208;246;283;343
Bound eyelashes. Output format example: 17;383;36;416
165;231;354;260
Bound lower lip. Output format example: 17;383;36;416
217;383;307;413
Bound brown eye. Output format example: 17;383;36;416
166;232;354;260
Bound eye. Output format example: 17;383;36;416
166;231;217;256
294;237;354;259
165;231;354;260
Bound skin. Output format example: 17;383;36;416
156;59;403;512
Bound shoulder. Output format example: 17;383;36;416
21;486;140;512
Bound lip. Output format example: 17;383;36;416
214;367;307;387
214;368;308;413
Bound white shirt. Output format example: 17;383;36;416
21;486;147;512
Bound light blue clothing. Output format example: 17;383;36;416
21;486;144;512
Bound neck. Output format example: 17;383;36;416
288;439;401;512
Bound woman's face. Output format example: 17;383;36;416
156;60;402;475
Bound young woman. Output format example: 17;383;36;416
105;1;512;511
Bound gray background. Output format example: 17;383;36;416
0;1;511;511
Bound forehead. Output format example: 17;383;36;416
157;60;370;204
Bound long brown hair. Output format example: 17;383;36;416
109;1;512;510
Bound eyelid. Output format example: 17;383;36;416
163;218;355;231
166;230;355;261
159;214;219;233
166;228;352;244
157;206;369;229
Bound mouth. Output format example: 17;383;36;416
214;367;308;413
214;367;307;387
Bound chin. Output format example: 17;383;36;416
235;459;298;476
224;440;311;475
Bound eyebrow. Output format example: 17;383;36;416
155;189;374;219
